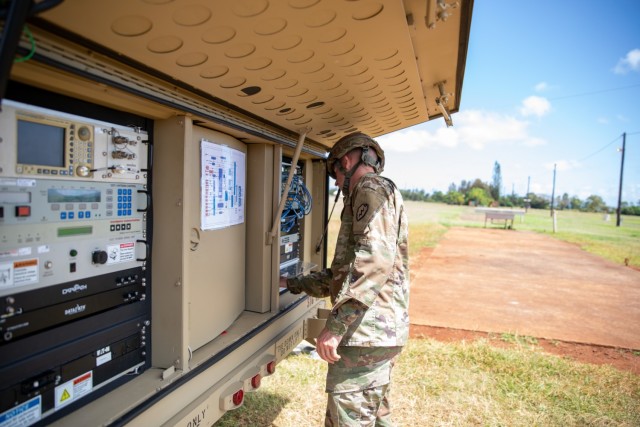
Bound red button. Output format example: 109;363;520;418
15;206;31;217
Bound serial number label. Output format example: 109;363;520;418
275;323;304;362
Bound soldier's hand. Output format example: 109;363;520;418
281;277;304;294
316;328;342;364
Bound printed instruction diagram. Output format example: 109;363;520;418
200;139;245;230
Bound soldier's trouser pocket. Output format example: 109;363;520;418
325;384;393;427
325;347;401;393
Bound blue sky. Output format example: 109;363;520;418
377;0;640;206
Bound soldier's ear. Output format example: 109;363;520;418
339;155;350;171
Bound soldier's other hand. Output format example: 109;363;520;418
279;277;288;289
316;328;342;364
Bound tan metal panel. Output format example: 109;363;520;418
39;0;471;146
151;116;190;370
245;144;276;313
187;125;247;350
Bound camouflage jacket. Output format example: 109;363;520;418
287;173;410;347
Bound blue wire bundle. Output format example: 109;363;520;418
281;174;312;233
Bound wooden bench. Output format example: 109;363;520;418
476;208;526;229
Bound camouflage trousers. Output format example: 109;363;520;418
324;346;402;426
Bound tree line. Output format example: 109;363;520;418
398;161;640;216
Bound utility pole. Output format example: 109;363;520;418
524;176;531;212
616;132;626;227
550;164;557;216
551;164;557;232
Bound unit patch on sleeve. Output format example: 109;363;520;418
356;204;369;221
352;187;386;235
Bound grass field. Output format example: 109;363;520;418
400;201;640;269
218;201;640;426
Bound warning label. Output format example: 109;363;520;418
106;242;135;264
0;396;41;427
54;371;93;410
0;263;12;289
0;259;39;288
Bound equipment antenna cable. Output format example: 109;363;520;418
315;189;341;254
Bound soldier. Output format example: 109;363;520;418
282;132;410;426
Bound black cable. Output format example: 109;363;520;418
0;0;64;20
579;135;622;162
0;0;33;106
549;83;640;102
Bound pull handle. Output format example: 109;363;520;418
136;239;149;262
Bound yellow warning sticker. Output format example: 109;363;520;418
55;384;74;409
54;371;93;410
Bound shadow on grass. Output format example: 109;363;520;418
215;390;290;427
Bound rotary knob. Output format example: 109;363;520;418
77;126;91;141
76;164;91;177
92;250;108;265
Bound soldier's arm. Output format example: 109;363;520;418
324;299;367;335
332;185;397;313
285;269;332;298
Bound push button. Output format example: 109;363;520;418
15;206;31;217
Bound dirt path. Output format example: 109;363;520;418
409;227;640;373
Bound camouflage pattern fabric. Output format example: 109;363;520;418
286;171;408;424
287;172;410;347
324;346;401;426
325;385;392;427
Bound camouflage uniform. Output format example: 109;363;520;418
287;169;410;426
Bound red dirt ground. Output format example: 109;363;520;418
408;227;640;375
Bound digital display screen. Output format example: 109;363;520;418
48;188;101;203
17;119;66;167
58;226;93;237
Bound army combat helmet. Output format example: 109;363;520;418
327;132;385;178
327;132;385;194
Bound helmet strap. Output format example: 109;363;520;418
340;158;362;196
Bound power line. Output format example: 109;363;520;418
549;83;640;102
580;131;640;162
579;134;622;162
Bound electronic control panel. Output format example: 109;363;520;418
0;178;148;295
0;99;151;426
0;100;149;295
0;100;148;183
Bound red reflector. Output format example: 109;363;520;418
232;390;244;406
267;361;276;374
251;374;261;389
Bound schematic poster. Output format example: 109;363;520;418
200;140;246;231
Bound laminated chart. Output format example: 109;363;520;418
200;140;245;230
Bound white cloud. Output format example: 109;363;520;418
597;116;610;125
534;82;548;92
377;128;452;153
613;48;640;74
523;137;546;147
519;96;551;117
379;109;545;153
456;110;531;149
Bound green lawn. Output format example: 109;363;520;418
218;338;640;426
402;201;640;269
218;201;640;426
